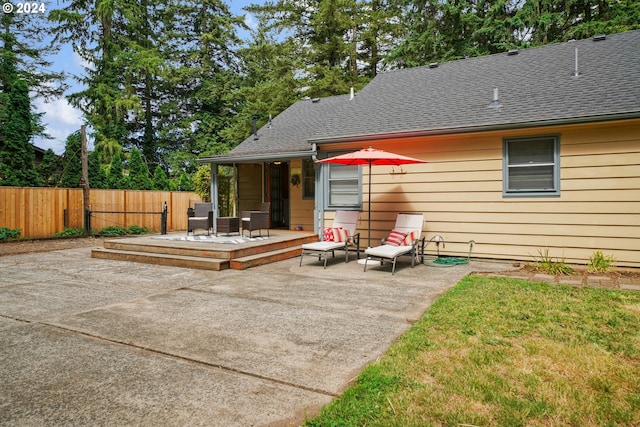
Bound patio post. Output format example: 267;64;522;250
210;162;218;235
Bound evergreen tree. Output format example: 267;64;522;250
127;147;152;190
174;172;193;192
88;151;108;189
107;152;129;189
220;25;301;146
0;79;39;186
1;7;66;101
152;165;171;191
51;0;245;175
59;131;82;188
50;0;139;166
38;149;62;187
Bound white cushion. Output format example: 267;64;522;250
302;241;346;251
365;244;412;259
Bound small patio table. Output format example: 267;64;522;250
216;217;240;236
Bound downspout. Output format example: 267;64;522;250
312;143;324;236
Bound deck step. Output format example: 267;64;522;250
229;246;302;270
92;248;229;271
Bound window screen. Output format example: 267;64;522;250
504;136;560;197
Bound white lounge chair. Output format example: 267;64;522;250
364;213;425;274
299;210;361;268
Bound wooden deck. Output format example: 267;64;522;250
91;230;319;271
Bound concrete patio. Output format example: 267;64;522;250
0;242;517;426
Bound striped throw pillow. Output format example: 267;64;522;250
402;230;419;246
386;229;407;246
331;228;350;243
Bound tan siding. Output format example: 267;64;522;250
349;119;640;267
289;159;315;231
237;163;263;212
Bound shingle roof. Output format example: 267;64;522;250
204;94;351;162
311;30;640;143
202;30;640;162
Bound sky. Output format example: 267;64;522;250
32;0;262;154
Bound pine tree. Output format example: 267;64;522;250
88;151;108;189
127;147;152;190
0;79;39;186
38;149;62;187
152;165;171;191
107;152;129;189
59;131;83;188
175;172;193;192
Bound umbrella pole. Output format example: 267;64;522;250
368;162;372;248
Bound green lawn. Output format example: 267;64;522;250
305;276;640;427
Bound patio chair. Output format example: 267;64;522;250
299;210;361;268
364;213;425;275
187;202;213;235
241;202;270;238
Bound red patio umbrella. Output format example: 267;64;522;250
317;147;426;247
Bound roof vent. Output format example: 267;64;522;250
428;62;439;68
487;88;503;110
507;49;519;56
311;98;320;103
572;48;581;78
593;34;606;41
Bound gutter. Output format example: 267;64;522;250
307;112;640;145
197;150;316;165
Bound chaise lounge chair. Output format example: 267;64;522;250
364;213;425;274
299;210;361;268
187;202;213;235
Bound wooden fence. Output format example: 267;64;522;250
0;187;202;238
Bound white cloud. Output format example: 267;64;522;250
39;98;83;127
33;97;85;154
73;50;94;71
244;13;258;31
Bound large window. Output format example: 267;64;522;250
325;163;361;208
503;135;560;197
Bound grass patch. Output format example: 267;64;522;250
305;276;640;426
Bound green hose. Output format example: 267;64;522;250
424;256;469;267
424;240;475;268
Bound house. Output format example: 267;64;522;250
200;30;640;268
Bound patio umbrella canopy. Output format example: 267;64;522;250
317;147;426;247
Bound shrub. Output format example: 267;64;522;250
127;225;148;235
54;228;86;237
96;225;148;236
0;227;21;241
97;226;128;236
533;248;574;275
588;250;616;273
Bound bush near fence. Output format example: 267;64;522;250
0;187;202;239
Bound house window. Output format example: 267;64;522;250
302;159;315;199
503;135;560;197
325;163;361;208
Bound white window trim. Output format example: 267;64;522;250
322;162;362;210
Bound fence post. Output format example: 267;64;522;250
161;202;168;235
84;208;91;235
